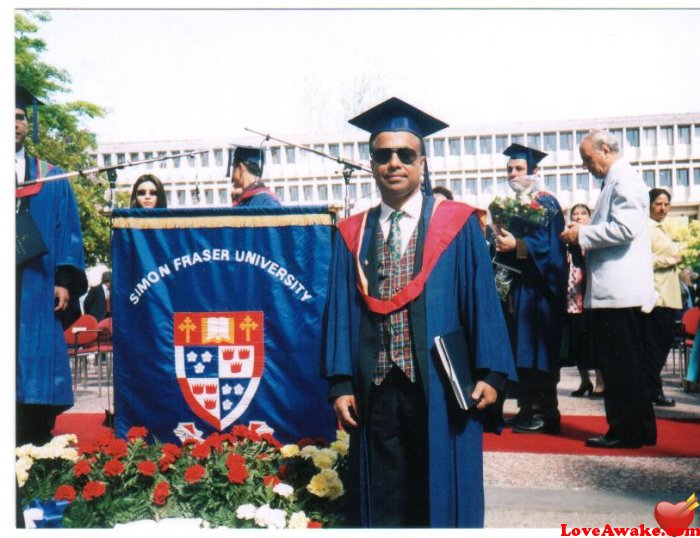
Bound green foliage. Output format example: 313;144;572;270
16;10;110;266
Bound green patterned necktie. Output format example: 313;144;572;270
387;210;405;260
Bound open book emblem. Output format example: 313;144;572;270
174;311;265;430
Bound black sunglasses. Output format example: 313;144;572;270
136;189;157;196
371;147;420;165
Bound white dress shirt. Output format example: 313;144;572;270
378;189;422;256
16;147;26;184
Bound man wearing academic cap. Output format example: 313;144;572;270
230;145;281;207
493;144;567;434
322;98;516;527
15;85;87;447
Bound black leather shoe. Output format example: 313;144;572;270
512;416;561;434
585;436;642;449
571;381;593;397
653;396;676;407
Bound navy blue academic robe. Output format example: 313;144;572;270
234;183;281;208
323;199;516;527
500;192;567;374
17;158;86;406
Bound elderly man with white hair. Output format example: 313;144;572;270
561;129;657;449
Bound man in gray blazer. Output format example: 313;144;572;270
561;129;657;449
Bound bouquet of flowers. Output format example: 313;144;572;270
16;425;349;529
488;190;559;300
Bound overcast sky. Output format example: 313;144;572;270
22;6;700;146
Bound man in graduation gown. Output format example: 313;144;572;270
230;145;281;207
16;85;87;447
492;144;567;434
322;98;516;528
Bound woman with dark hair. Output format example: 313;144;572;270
643;188;682;406
563;203;604;397
130;174;167;208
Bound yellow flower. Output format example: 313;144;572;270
307;468;344;500
300;445;320;459
312;448;338;469
280;444;300;458
330;440;348;457
336;429;349;444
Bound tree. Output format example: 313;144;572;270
16;10;110;267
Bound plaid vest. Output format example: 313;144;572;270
372;223;418;384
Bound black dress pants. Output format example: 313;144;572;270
590;308;656;445
641;307;677;399
516;368;560;425
367;367;428;527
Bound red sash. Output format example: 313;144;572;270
231;186;279;207
16;158;51;198
338;200;475;315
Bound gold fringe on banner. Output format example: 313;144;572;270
112;213;333;230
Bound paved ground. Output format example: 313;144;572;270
68;352;700;529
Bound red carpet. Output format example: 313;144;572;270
54;413;700;458
485;415;700;458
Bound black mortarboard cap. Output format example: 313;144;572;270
503;143;548;174
16;85;43;144
233;145;265;169
348;97;448;141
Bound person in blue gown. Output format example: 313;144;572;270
15;85;87;447
322;98;516;528
492;144;567;434
229;145;281;207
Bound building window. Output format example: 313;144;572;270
318;185;328;201
560;132;573;151
479;135;492;155
449;137;461;156
159;151;168;169
610;129;623;144
313;144;324;154
359;142;370;160
342;143;354;158
678;125;691;145
659;169;672;186
495;135;508;153
144;152;153;169
274;187;285;201
511;134;524;145
361;182;372;197
218;189;228;204
332;184;342;200
329;144;340;158
205;189;214;205
560;173;572;191
165;191;172;206
643;170;655;188
184;150;195;168
527;133;541;149
695;125;700;139
285;147;296;164
464;137;476;155
129;152;139;163
576;173;589;190
270;147;281;164
450;178;462;195
544;174;556;191
465;178;477;194
434;178;447;188
347;184;357;200
117;153;126;165
643;127;657;146
660;126;673;145
176;190;186;205
173;150;181;168
626;128;640;147
496;176;507;195
432;139;444;157
481;177;493;192
214;149;223;167
544;132;557;151
200;151;209;167
302;185;313;201
677;168;689;186
694;168;700;185
575;131;588;144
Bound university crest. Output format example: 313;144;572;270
174;311;264;430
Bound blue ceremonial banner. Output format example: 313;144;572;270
111;206;336;444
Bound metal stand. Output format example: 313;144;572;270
342;165;355;218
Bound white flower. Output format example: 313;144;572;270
312;448;338;469
272;482;294;498
336;429;349;444
235;503;257;520
288;511;310;529
15;455;33;488
254;504;287;529
330;440;348;457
